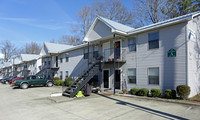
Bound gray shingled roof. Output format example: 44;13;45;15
98;16;134;32
44;42;74;53
21;54;41;62
84;11;200;42
128;11;200;34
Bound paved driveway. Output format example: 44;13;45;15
0;84;200;120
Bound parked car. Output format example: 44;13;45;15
1;78;11;84
0;78;3;82
9;77;17;84
10;77;24;85
12;75;54;89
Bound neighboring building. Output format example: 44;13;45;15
80;11;200;97
0;63;3;79
56;44;88;80
12;57;21;77
39;42;73;79
1;62;12;78
19;54;41;77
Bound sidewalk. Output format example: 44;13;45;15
115;93;200;107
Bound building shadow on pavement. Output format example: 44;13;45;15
97;94;189;120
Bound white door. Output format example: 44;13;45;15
103;42;110;61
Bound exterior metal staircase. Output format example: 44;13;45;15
35;66;47;75
63;61;103;98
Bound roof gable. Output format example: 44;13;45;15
40;44;48;56
83;16;134;42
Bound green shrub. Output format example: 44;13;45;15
60;81;65;86
54;80;61;86
165;89;176;99
54;80;65;86
151;89;162;97
65;77;73;86
137;88;149;96
53;77;60;81
130;88;140;95
176;85;190;99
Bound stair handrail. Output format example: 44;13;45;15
64;59;101;92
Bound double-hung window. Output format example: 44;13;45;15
84;48;88;59
128;68;136;84
148;32;159;49
60;71;63;80
66;71;69;78
93;46;99;58
66;54;69;62
148;67;159;85
128;37;136;51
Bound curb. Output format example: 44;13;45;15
115;94;200;107
48;96;74;103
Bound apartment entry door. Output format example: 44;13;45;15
115;41;120;59
103;70;109;88
115;70;121;89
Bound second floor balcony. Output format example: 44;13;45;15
88;48;126;64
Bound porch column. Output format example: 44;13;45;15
113;33;116;94
88;42;89;68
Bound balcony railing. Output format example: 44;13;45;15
103;48;126;62
87;48;126;63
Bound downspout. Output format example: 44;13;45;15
113;33;116;94
185;23;188;86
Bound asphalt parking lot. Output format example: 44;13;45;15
0;84;200;120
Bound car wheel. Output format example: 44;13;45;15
20;83;28;89
46;82;53;87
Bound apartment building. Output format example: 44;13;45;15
18;54;41;77
0;54;41;78
80;11;200;97
39;42;73;79
56;44;88;80
0;12;199;97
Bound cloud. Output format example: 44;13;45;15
0;16;75;30
0;17;36;23
28;23;64;30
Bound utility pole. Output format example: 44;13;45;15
113;34;116;95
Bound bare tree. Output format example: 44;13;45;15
49;39;57;43
0;40;17;62
58;35;82;46
72;0;134;39
164;0;199;19
93;0;134;26
132;0;167;27
77;6;95;38
20;42;41;54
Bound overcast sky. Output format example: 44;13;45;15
0;0;132;52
